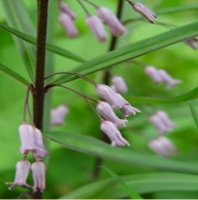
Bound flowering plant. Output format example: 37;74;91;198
0;0;198;198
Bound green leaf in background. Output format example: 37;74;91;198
189;101;198;128
46;131;198;173
125;86;198;104
155;4;198;15
0;23;86;63
51;21;198;84
1;0;36;82
0;62;29;86
101;166;143;199
61;172;198;199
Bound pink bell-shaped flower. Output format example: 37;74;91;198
19;123;37;155
59;12;78;38
33;127;49;159
100;120;130;146
59;1;76;20
130;2;156;23
97;101;127;126
86;15;107;42
120;104;141;118
6;159;31;189
31;160;46;192
50;105;69;127
97;7;126;37
148;136;177;157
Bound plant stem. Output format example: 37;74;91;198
92;0;124;181
103;0;124;85
33;0;49;198
33;0;49;130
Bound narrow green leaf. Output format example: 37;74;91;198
61;172;198;199
125;86;198;104
0;23;86;63
45;131;198;173
189;101;198;128
0;63;29;86
1;0;35;81
101;166;143;199
51;21;198;84
155;4;198;15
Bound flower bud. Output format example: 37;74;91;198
59;1;76;20
158;69;181;89
86;15;107;42
97;7;126;37
100;120;130;146
148;136;177;157
19;123;37;155
130;2;156;23
6;160;31;189
59;12;78;38
31;161;46;192
97;101;127;126
50;105;69;126
112;76;128;93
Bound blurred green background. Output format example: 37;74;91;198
0;0;198;198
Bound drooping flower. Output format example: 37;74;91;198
86;15;107;42
145;66;181;89
111;76;128;93
149;114;168;134
50;105;69;127
120;104;141;118
145;66;164;83
19;123;37;155
31;160;46;193
59;1;76;20
6;160;31;189
157;69;182;89
59;12;78;38
33;127;49;159
130;2;156;23
95;84;129;109
156;110;176;130
97;7;126;37
95;84;140;117
97;101;127;126
100;120;130;146
148;136;177;157
149;110;175;134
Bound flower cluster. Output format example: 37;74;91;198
95;84;140;146
7;123;48;192
58;1;126;42
145;65;181;89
